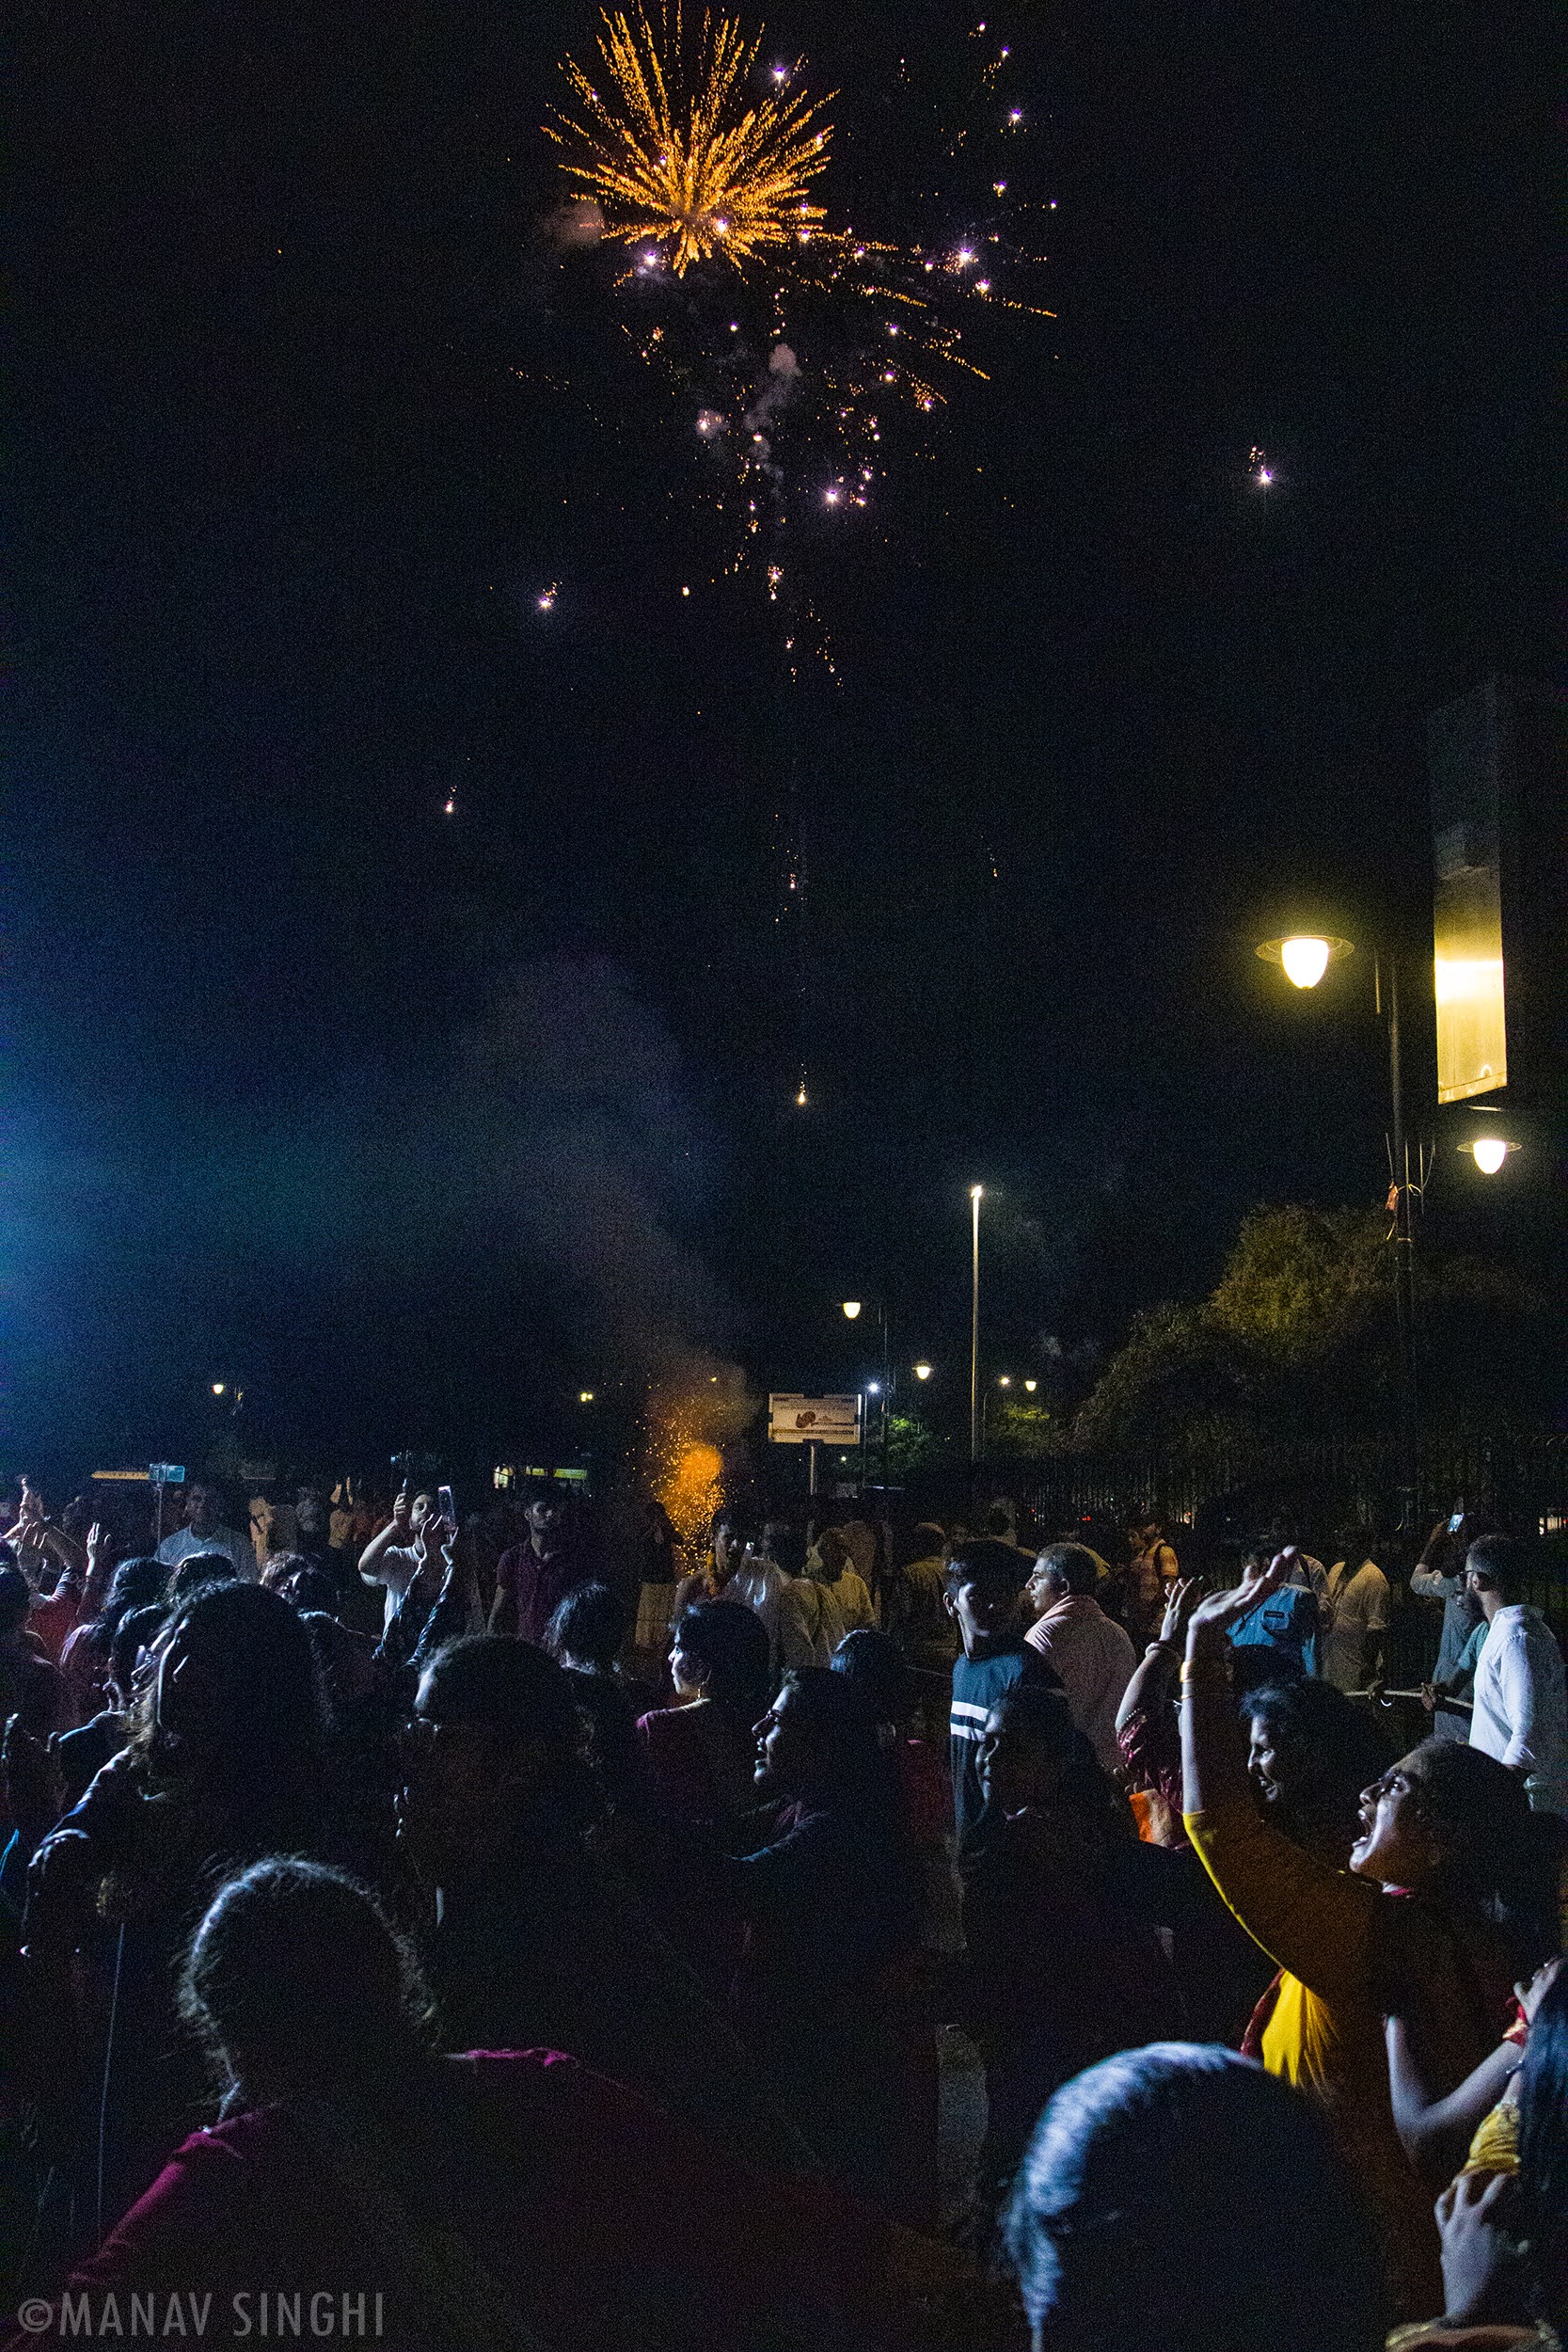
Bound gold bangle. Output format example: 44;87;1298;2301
1179;1658;1227;1685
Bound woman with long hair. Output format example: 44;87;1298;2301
22;1581;330;2233
636;1599;771;1831
1181;1552;1563;2319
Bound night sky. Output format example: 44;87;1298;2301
8;0;1557;1478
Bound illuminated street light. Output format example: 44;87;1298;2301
1469;1136;1511;1175
997;1375;1011;1389
211;1382;226;1396
1281;936;1330;989
913;1361;932;1381
1255;934;1354;990
578;1390;595;1404
1256;921;1419;1513
842;1299;863;1320
1023;1377;1037;1392
866;1380;881;1395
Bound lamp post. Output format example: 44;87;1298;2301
969;1185;984;1474
842;1298;892;1495
1255;931;1418;1518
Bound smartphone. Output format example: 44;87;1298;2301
438;1484;456;1528
1448;1511;1465;1534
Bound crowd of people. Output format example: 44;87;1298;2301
0;1468;1563;2350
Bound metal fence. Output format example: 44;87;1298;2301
995;1427;1568;1674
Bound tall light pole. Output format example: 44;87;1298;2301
969;1185;983;1471
843;1298;891;1494
1256;930;1418;1518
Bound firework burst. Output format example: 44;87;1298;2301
549;8;833;276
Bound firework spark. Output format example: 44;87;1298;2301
549;8;833;276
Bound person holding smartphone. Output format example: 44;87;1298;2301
1411;1505;1486;1740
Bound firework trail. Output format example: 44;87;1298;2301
539;7;1057;1103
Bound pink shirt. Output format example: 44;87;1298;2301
1026;1596;1138;1772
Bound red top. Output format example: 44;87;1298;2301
493;1543;588;1645
8;2050;893;2352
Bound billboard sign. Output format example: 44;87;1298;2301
768;1394;863;1446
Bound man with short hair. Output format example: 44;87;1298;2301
154;1482;256;1581
490;1481;590;1645
674;1503;813;1674
1319;1532;1390;1692
1411;1508;1487;1741
1023;1543;1138;1772
944;1538;1062;1845
1125;1518;1179;1644
1465;1534;1568;1816
357;1488;432;1630
1227;1542;1321;1683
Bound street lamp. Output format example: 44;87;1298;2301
1256;926;1418;1515
913;1361;932;1381
969;1185;984;1472
578;1390;595;1404
1023;1377;1037;1393
1256;935;1354;990
839;1299;889;1491
998;1375;1012;1388
1468;1136;1512;1175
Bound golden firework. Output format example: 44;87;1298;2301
549;8;833;276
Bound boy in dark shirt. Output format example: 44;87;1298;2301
943;1539;1062;1846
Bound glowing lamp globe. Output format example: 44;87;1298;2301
1280;935;1332;989
1471;1137;1509;1176
842;1300;863;1320
914;1362;932;1381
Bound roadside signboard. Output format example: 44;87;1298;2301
767;1394;863;1446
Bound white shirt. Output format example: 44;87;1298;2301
1469;1605;1568;1814
1319;1559;1390;1692
720;1560;811;1674
362;1542;422;1630
1287;1553;1330;1606
156;1521;258;1581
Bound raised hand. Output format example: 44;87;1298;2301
1185;1550;1294;1659
1158;1577;1202;1646
1516;1955;1561;2026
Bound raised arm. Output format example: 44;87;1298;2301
1410;1513;1467;1599
358;1493;412;1587
1116;1577;1198;1737
1180;1553;1382;2000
